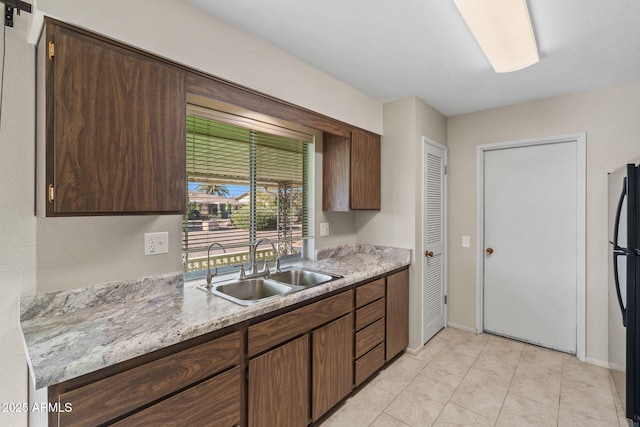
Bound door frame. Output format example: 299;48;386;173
475;132;586;360
421;136;448;343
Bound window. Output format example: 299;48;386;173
183;106;312;279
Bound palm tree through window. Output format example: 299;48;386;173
183;108;311;279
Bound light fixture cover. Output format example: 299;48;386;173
454;0;539;73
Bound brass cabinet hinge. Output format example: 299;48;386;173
48;41;55;60
48;184;55;203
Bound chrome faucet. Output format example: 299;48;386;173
239;238;281;279
254;238;281;275
205;242;226;289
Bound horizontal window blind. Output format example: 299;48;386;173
183;110;311;276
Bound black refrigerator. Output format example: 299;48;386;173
609;162;640;426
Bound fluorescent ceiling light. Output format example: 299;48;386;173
454;0;539;73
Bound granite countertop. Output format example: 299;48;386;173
20;244;410;390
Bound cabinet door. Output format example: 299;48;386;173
58;331;240;426
350;130;381;210
312;314;353;421
248;335;309;427
322;133;351;211
386;269;409;360
110;367;241;427
47;24;186;215
323;130;381;212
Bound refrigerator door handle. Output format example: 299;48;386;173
612;176;628;327
613;177;627;251
613;250;628;327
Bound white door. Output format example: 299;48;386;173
483;141;578;353
423;139;446;343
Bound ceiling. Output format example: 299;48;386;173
188;0;640;117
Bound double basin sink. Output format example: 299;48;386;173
199;268;342;306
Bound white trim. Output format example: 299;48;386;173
28;10;46;45
575;135;587;361
475;132;587;360
585;357;612;369
421;137;448;344
446;322;477;334
476;145;485;334
404;344;424;356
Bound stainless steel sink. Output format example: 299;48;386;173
268;268;341;289
199;278;292;306
198;268;341;306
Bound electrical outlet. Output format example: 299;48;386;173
319;222;330;237
145;232;169;255
462;235;471;248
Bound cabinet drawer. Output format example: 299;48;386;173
355;298;385;331
59;331;240;426
355;318;385;359
111;367;241;427
356;278;385;308
249;290;353;357
355;343;385;386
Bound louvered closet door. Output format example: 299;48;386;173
423;141;446;343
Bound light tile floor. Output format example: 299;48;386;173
319;327;628;427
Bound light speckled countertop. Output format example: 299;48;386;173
20;244;410;389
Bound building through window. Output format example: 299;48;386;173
183;106;312;279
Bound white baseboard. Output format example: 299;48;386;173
405;344;424;356
444;323;609;369
446;322;479;334
585;357;610;369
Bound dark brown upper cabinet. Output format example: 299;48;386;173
43;23;186;216
323;129;381;211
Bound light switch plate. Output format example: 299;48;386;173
462;235;471;248
145;232;169;255
319;222;330;237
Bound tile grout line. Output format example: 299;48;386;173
369;345;446;426
433;335;477;425
393;329;463;426
433;333;495;426
372;411;408;427
401;339;452;426
558;355;566;427
367;330;449;426
490;339;524;426
608;368;625;427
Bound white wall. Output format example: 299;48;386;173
355;97;447;349
447;80;640;364
0;17;36;427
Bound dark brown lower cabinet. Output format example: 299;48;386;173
56;331;240;426
111;367;241;427
312;313;353;421
355;343;385;386
386;269;410;360
248;335;309;427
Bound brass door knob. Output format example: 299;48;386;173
425;251;434;257
486;247;494;255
